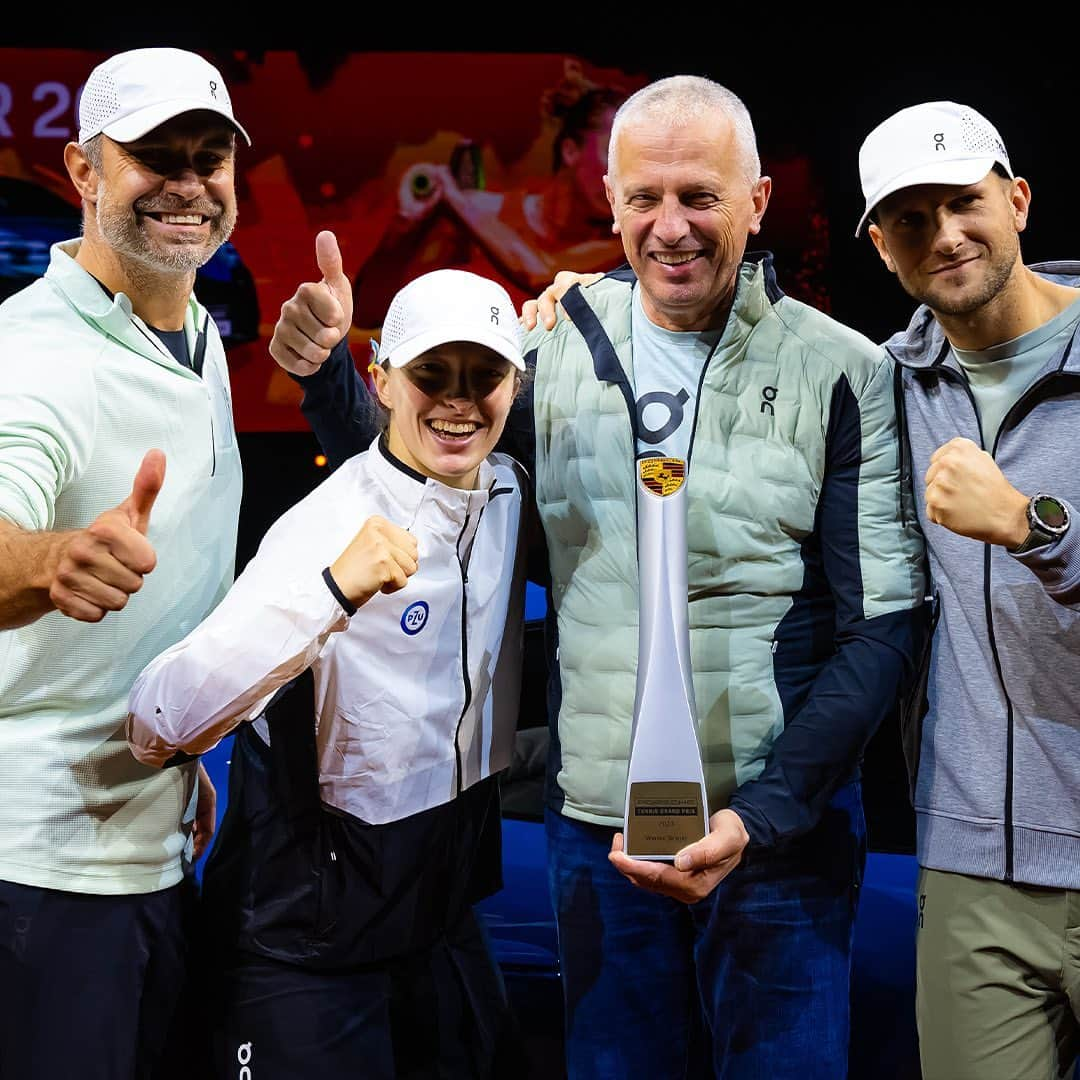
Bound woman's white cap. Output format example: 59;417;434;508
376;269;525;370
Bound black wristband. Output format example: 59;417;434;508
322;566;357;616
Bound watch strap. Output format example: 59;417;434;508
1011;493;1070;554
1011;526;1055;555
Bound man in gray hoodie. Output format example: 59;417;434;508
859;101;1080;1080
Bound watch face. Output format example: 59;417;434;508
1034;495;1068;531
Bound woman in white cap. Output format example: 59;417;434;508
126;268;529;1079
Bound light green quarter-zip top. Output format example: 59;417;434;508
0;240;243;894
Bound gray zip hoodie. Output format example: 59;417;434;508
888;261;1080;889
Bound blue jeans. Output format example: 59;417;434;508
546;782;866;1080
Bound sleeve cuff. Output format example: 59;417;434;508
288;338;353;386
322;566;357;616
1009;499;1080;601
725;796;774;849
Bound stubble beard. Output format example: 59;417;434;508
906;231;1020;318
93;179;237;276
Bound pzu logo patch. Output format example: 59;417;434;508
401;601;430;635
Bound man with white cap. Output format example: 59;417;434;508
0;47;248;1077
859;102;1080;1079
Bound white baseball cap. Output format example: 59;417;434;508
78;48;251;146
855;101;1012;236
374;269;525;371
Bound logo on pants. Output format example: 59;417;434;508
237;1042;253;1078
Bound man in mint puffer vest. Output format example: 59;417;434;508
270;76;926;1080
529;75;926;1080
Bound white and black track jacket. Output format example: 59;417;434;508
128;437;526;826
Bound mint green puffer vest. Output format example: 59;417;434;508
530;259;921;826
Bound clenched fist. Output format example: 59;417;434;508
50;449;165;622
270;231;353;377
330;516;419;608
924;437;1030;548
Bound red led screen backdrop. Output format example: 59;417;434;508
0;50;828;431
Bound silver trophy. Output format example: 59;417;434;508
624;456;709;860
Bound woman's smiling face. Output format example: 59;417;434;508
374;342;518;490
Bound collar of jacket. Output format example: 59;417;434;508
561;250;784;390
371;432;495;528
884;260;1080;373
44;238;207;374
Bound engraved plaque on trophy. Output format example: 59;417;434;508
624;456;709;860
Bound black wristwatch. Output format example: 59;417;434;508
1011;493;1071;554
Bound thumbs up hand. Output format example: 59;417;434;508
48;450;165;623
270;231;354;377
115;448;165;535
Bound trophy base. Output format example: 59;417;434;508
625;781;707;860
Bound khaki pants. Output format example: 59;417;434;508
917;867;1080;1080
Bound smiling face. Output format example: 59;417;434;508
868;171;1029;317
603;114;770;331
373;342;518;490
87;111;238;275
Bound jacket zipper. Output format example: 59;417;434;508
982;366;1079;881
453;503;474;796
970;363;1078;881
684;337;724;472
194;326;216;478
920;362;1018;880
133;315;217;478
888;354;914;528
